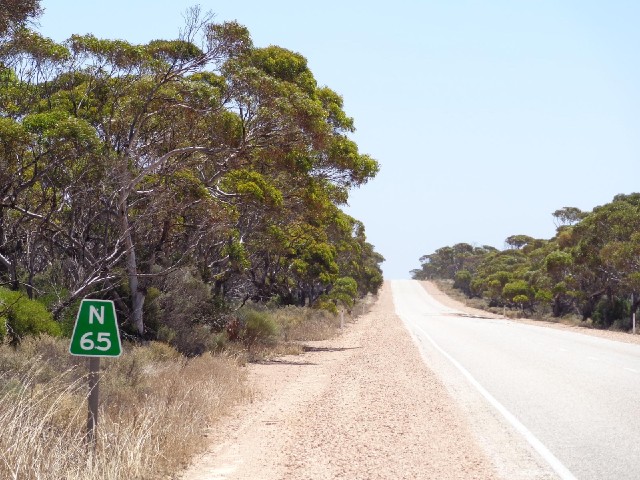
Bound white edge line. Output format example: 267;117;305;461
408;321;577;480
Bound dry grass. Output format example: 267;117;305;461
0;296;377;479
240;296;375;362
0;336;249;480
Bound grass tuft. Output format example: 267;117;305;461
0;337;248;480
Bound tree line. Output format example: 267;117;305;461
0;2;383;345
411;194;640;329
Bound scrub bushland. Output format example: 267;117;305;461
0;297;373;479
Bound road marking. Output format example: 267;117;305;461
406;321;577;480
624;367;638;373
587;356;599;361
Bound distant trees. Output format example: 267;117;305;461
0;3;383;343
412;194;640;330
410;243;496;281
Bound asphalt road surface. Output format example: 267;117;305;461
391;280;640;480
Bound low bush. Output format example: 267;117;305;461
236;307;279;346
149;268;228;356
275;306;340;341
0;288;62;342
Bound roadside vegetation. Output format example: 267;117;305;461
0;0;383;346
0;337;247;480
412;193;640;331
0;2;382;479
0;299;372;480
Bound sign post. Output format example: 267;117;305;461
69;299;121;449
633;293;636;335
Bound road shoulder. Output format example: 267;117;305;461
178;282;498;480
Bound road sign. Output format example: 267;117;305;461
69;299;122;357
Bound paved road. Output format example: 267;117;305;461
391;280;640;480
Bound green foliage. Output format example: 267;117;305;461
513;294;530;305
412;243;493;281
237;308;279;345
502;280;532;302
552;206;585;227
68;34;147;68
414;193;640;329
0;9;382;347
0;0;42;36
146;39;203;63
0;117;28;143
505;235;534;250
249;46;317;93
544;251;572;274
314;294;339;315
149;269;225;355
206;21;253;58
592;297;629;329
8;27;70;61
0;289;61;341
221;169;283;205
453;270;472;296
330;276;358;309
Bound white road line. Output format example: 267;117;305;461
407;321;577;480
587;356;599;361
624;367;638;373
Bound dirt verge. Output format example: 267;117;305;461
177;282;499;480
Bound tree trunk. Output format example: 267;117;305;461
119;191;145;335
581;290;603;321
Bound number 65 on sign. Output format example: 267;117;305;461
69;299;122;357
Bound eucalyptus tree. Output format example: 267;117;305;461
0;0;41;41
412;243;494;281
54;15;257;334
1;7;382;338
205;44;379;305
0;25;99;301
568;194;640;325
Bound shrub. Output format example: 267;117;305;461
0;288;61;341
270;306;303;341
153;268;224;355
453;270;472;296
330;276;358;310
502;280;532;303
592;297;629;329
280;306;339;341
237;308;278;345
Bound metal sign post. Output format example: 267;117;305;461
87;356;100;449
69;299;121;449
633;293;636;335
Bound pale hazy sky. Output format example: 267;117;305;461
38;0;640;279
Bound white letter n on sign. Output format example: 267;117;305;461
89;305;105;324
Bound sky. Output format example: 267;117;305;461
37;0;640;279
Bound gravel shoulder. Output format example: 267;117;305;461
178;282;499;480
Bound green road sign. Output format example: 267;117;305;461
69;299;122;357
